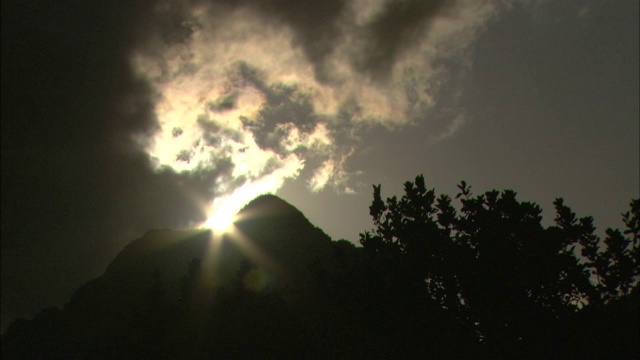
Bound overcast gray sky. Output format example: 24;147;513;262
2;0;638;331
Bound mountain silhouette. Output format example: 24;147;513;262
0;195;343;359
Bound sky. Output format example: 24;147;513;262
2;0;638;331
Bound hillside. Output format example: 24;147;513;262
1;195;347;359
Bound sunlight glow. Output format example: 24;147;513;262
203;166;299;233
205;191;243;232
207;207;236;232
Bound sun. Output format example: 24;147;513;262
208;211;236;232
203;174;286;233
203;183;262;233
207;211;235;231
205;198;239;232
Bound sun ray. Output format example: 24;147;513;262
201;160;302;233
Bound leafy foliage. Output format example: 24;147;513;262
360;175;639;357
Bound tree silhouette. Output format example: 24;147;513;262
360;175;639;358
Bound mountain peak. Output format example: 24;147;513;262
234;194;334;273
238;194;301;217
1;194;339;359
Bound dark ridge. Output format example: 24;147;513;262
1;194;339;359
238;193;307;220
236;194;334;261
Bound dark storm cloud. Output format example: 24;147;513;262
241;0;454;82
233;0;349;82
134;0;347;82
190;0;457;83
355;0;452;80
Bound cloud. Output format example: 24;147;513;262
353;0;452;80
130;0;501;222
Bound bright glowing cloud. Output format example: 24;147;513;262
131;0;501;225
205;153;303;231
